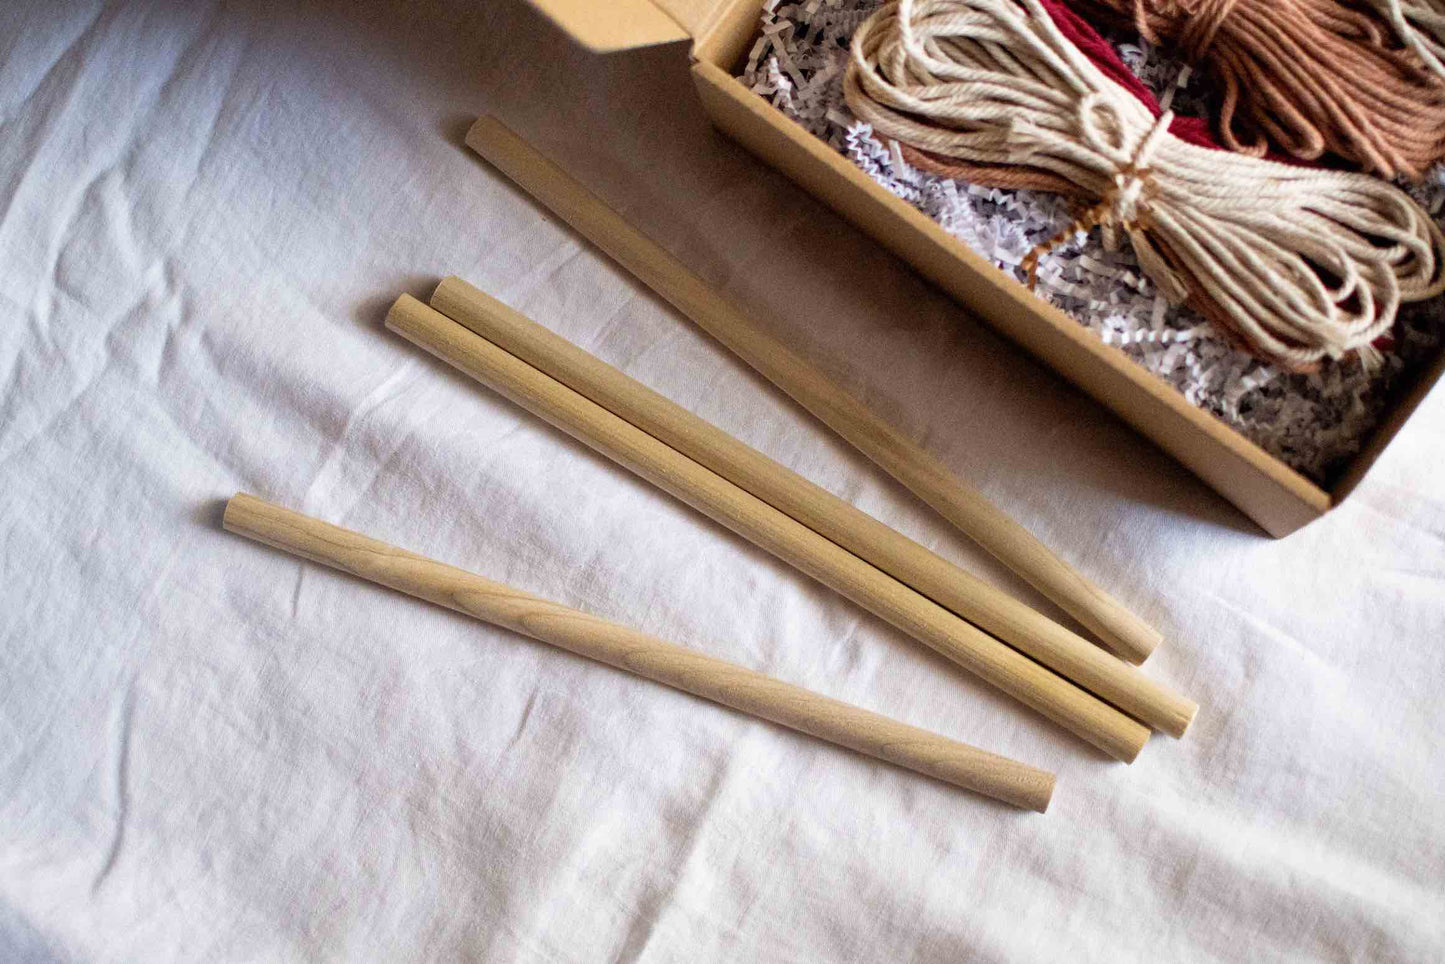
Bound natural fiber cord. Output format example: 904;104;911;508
893;0;1226;194
844;0;1445;368
1368;0;1445;81
1070;0;1445;179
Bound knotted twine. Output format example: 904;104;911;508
844;0;1445;368
894;0;1228;193
1069;0;1445;179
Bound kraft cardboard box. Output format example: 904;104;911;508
521;0;1445;537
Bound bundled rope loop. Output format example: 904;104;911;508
844;0;1445;368
1071;0;1445;178
1019;103;1194;302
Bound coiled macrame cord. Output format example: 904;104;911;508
1072;0;1445;179
844;0;1445;368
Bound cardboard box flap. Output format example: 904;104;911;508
526;0;728;52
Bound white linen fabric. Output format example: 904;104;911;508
2;0;1442;960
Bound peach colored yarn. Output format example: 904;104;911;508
1072;0;1445;179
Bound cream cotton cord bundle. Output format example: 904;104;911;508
842;0;1445;369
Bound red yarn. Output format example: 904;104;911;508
1036;0;1221;150
1042;0;1333;166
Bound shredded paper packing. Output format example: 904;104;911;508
740;0;1445;484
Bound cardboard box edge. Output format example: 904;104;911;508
689;58;1329;537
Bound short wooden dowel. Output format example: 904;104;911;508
386;295;1150;762
431;277;1197;738
222;493;1055;811
463;114;1162;665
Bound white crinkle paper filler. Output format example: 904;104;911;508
740;0;1445;485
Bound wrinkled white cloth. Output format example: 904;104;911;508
2;0;1443;960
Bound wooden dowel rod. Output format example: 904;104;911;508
431;277;1197;737
223;493;1055;811
463;114;1162;665
386;295;1150;762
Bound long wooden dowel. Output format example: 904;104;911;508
463;115;1162;665
223;493;1055;811
431;277;1197;737
387;295;1150;762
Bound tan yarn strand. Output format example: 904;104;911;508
844;0;1445;368
1369;0;1445;80
899;143;1089;195
1072;0;1445;179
